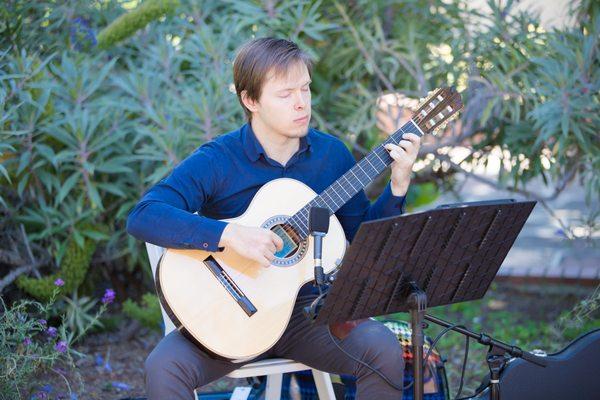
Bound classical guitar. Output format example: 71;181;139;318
156;87;463;362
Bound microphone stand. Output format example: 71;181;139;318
423;313;546;400
303;207;331;321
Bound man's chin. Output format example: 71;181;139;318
287;125;310;137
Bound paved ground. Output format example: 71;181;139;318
415;169;599;283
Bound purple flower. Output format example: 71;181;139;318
101;288;116;305
69;16;97;51
40;384;53;393
94;354;103;366
39;319;47;327
46;327;58;338
111;381;131;391
104;359;112;373
54;340;68;353
54;278;64;287
23;337;32;346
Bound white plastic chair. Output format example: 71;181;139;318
145;242;336;400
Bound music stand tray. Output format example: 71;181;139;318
315;199;536;400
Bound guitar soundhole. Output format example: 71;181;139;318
262;216;309;266
271;224;301;258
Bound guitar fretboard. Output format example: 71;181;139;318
286;119;423;239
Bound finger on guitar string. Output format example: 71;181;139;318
398;139;414;152
384;144;407;158
271;232;284;251
400;132;420;142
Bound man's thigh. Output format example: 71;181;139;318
270;295;403;376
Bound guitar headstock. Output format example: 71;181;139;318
412;87;463;135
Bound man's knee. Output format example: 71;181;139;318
145;345;189;380
356;321;404;372
145;348;170;378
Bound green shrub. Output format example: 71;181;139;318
1;0;597;310
97;0;180;49
122;292;162;331
16;234;96;302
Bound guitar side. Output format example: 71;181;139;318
156;178;347;361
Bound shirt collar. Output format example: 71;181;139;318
242;122;312;163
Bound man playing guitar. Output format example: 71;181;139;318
127;37;421;399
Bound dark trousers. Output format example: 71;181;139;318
145;294;404;399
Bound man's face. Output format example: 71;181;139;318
247;62;312;139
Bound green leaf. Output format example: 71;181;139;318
85;180;104;210
0;164;11;183
57;172;81;203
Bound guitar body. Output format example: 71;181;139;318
156;178;347;361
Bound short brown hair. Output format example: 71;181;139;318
233;37;313;121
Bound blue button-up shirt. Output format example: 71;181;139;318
126;123;406;252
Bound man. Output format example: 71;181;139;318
127;37;421;399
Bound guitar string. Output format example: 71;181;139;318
286;122;416;238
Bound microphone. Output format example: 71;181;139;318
309;207;330;289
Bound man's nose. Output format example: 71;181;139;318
293;92;307;109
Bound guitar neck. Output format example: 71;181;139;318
287;119;424;240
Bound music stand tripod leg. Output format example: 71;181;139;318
408;282;427;400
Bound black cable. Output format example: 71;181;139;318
423;323;463;372
454;334;470;399
326;326;406;392
327;320;473;397
420;323;464;395
422;323;474;400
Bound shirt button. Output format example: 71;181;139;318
203;243;208;248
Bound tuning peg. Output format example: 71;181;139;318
417;90;436;108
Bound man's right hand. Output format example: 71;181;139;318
218;223;284;268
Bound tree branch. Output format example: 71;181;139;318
333;1;396;93
0;260;48;293
435;152;577;238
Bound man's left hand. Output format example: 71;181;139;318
383;132;421;196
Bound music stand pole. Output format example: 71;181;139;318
408;283;427;400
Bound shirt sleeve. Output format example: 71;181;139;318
126;144;227;252
334;142;406;243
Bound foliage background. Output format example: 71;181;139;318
0;0;598;397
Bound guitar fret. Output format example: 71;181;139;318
323;190;339;209
373;151;386;165
368;154;384;173
356;162;368;177
337;180;351;198
296;214;308;230
316;197;330;211
349;168;365;186
344;174;358;192
363;157;378;176
329;185;345;205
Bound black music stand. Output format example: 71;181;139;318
314;199;537;400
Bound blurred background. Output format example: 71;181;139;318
0;0;598;399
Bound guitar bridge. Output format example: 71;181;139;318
203;256;257;317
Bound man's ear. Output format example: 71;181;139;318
240;90;259;113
